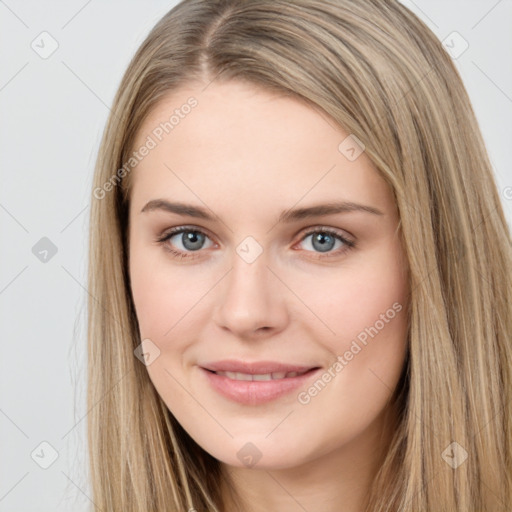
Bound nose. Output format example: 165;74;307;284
213;252;289;339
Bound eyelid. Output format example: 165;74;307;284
298;225;355;245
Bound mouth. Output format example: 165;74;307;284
199;360;321;405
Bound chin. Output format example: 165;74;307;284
193;434;315;471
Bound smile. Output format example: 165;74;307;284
212;370;310;380
199;362;321;405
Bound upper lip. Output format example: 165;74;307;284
200;360;319;374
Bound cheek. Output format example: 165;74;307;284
323;256;408;410
294;249;407;348
337;267;407;344
129;241;204;339
130;255;170;338
129;245;205;410
298;245;409;392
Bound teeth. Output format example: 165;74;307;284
253;373;272;381
214;370;307;380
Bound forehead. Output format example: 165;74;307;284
129;80;392;216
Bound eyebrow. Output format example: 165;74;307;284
140;199;383;222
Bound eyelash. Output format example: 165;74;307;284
156;226;356;261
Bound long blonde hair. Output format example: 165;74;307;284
87;0;512;510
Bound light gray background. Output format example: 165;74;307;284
1;1;511;510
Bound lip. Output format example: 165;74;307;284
201;360;317;374
199;360;321;405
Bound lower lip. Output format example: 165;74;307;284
200;367;321;405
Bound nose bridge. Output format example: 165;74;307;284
214;243;288;336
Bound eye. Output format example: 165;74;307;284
156;227;214;260
296;228;355;258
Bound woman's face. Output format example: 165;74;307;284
128;80;409;470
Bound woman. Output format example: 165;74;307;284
87;0;512;510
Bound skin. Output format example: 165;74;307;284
128;79;409;512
